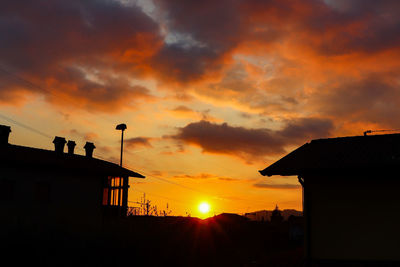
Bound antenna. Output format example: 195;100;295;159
363;129;400;136
363;130;372;136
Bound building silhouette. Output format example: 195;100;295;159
260;133;400;265
0;124;144;238
270;205;283;224
245;210;269;222
244;208;302;222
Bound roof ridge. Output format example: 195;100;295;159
311;133;400;143
1;143;144;178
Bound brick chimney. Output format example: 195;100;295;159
84;142;96;158
53;136;66;154
67;140;76;155
0;125;11;145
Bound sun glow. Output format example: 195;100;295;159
198;202;211;214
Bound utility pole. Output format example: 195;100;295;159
116;123;127;167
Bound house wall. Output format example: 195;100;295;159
0;167;104;237
305;174;400;262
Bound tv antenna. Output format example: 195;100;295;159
363;129;400;136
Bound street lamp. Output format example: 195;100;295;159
116;123;127;167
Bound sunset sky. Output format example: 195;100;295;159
1;0;400;217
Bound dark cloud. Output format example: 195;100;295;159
253;183;301;189
149;44;222;83
155;0;243;47
39;68;154;111
240;112;253;119
217;177;238;182
129;0;400;77
172;173;237;181
240;0;400;55
280;117;334;140
0;0;160;71
312;74;400;127
2;0;400;122
168;118;334;160
151;0;245;83
0;0;160;109
125;137;153;148
171;105;194;113
169;120;286;157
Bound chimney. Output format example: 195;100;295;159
67;140;76;155
53;136;66;154
84;142;96;158
0;125;11;145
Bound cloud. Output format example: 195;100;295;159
217;177;238;182
151;0;244;83
171;105;194;113
151;170;167;177
169;105;197;118
172;173;237;181
0;0;161;110
1;0;400;137
167;118;334;160
84;132;99;141
169;121;286;157
253;183;301;189
66;129;99;142
279;117;335;140
125;137;153;148
152;0;400;85
169;105;221;122
310;74;400;128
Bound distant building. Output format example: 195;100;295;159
0;125;144;237
245;210;270;222
270;205;283;224
259;134;400;265
245;208;302;222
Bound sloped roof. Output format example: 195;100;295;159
0;144;145;178
259;134;400;177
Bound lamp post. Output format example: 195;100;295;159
116;123;127;167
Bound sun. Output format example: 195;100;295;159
198;202;211;214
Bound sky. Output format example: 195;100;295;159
1;0;400;217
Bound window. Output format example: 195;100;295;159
103;177;124;207
0;179;15;201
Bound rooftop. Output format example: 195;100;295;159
0;143;144;178
259;133;400;177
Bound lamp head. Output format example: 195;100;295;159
116;123;127;131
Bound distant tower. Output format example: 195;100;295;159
271;204;283;224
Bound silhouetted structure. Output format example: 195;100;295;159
260;134;400;265
0;124;144;239
270;205;283;224
245;209;302;222
245;210;269;221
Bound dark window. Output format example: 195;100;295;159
35;181;51;203
103;177;123;207
0;179;15;201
